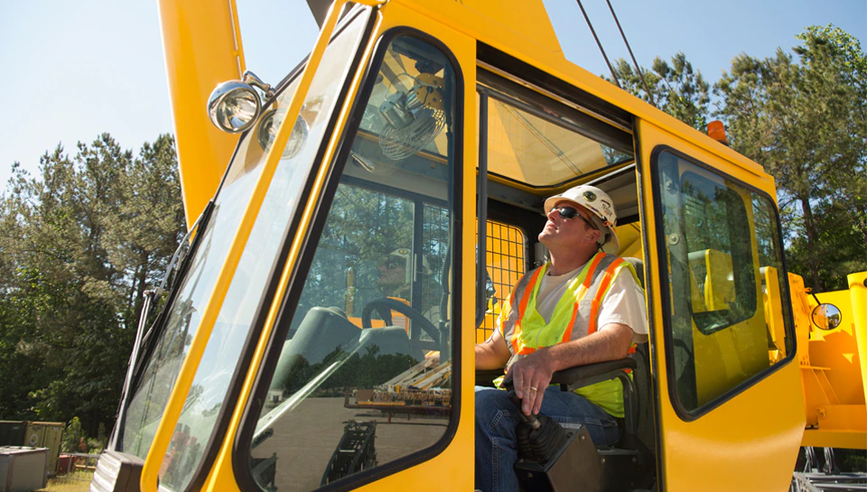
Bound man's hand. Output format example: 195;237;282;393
506;323;634;416
507;350;556;416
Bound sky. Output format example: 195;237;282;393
0;0;864;189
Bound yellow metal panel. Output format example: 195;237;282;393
764;267;787;359
397;0;561;55
803;428;867;449
790;273;813;368
848;271;867;407
638;119;804;492
798;274;867;448
811;289;866;406
616;223;643;259
196;4;478;492
157;0;246;227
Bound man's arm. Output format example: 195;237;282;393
508;322;634;415
475;327;511;370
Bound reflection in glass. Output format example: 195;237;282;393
812;304;842;330
481;89;633;187
248;35;459;492
656;151;793;412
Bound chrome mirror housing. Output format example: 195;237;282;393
207;71;275;134
811;303;842;330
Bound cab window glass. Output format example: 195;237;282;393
655;149;793;412
681;170;756;333
248;35;458;492
478;73;633;187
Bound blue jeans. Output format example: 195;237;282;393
475;386;620;492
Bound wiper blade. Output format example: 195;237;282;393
139;202;215;348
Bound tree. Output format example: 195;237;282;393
0;133;185;435
608;52;711;130
715;25;867;290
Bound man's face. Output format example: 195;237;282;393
377;255;407;291
538;200;599;249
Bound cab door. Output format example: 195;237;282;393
222;4;479;492
638;120;805;491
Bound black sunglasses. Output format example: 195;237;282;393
552;206;597;229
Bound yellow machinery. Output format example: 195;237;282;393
89;1;866;492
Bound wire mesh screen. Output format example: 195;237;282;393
422;204;451;322
477;220;526;343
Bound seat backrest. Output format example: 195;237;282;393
623;256;645;288
622;258;656;470
630;343;655;458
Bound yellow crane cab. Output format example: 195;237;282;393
91;1;867;492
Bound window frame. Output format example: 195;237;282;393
232;27;465;492
650;145;797;421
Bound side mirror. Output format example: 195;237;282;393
811;303;842;330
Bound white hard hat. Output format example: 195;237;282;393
543;185;619;254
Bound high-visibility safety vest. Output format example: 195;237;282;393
497;252;640;418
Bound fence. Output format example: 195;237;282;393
53;453;100;483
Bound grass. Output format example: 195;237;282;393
38;470;93;492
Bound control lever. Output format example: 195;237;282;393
503;381;568;465
508;389;541;429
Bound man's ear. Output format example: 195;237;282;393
585;229;601;244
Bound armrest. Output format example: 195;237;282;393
549;358;636;392
476;368;505;387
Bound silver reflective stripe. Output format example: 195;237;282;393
501;253;628;352
499;266;540;349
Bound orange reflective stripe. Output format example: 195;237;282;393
588;299;600;335
624;343;638;374
511;267;545;355
581;253;605;290
517;346;536;355
587;257;624;335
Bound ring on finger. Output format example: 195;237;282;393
529;386;538;392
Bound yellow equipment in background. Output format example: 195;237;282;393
89;1;865;492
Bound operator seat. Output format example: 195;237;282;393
543;256;655;490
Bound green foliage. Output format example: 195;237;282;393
0;133;185;436
714;24;867;290
60;416;106;454
837;449;867;473
607;52;711;130
61;417;83;453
